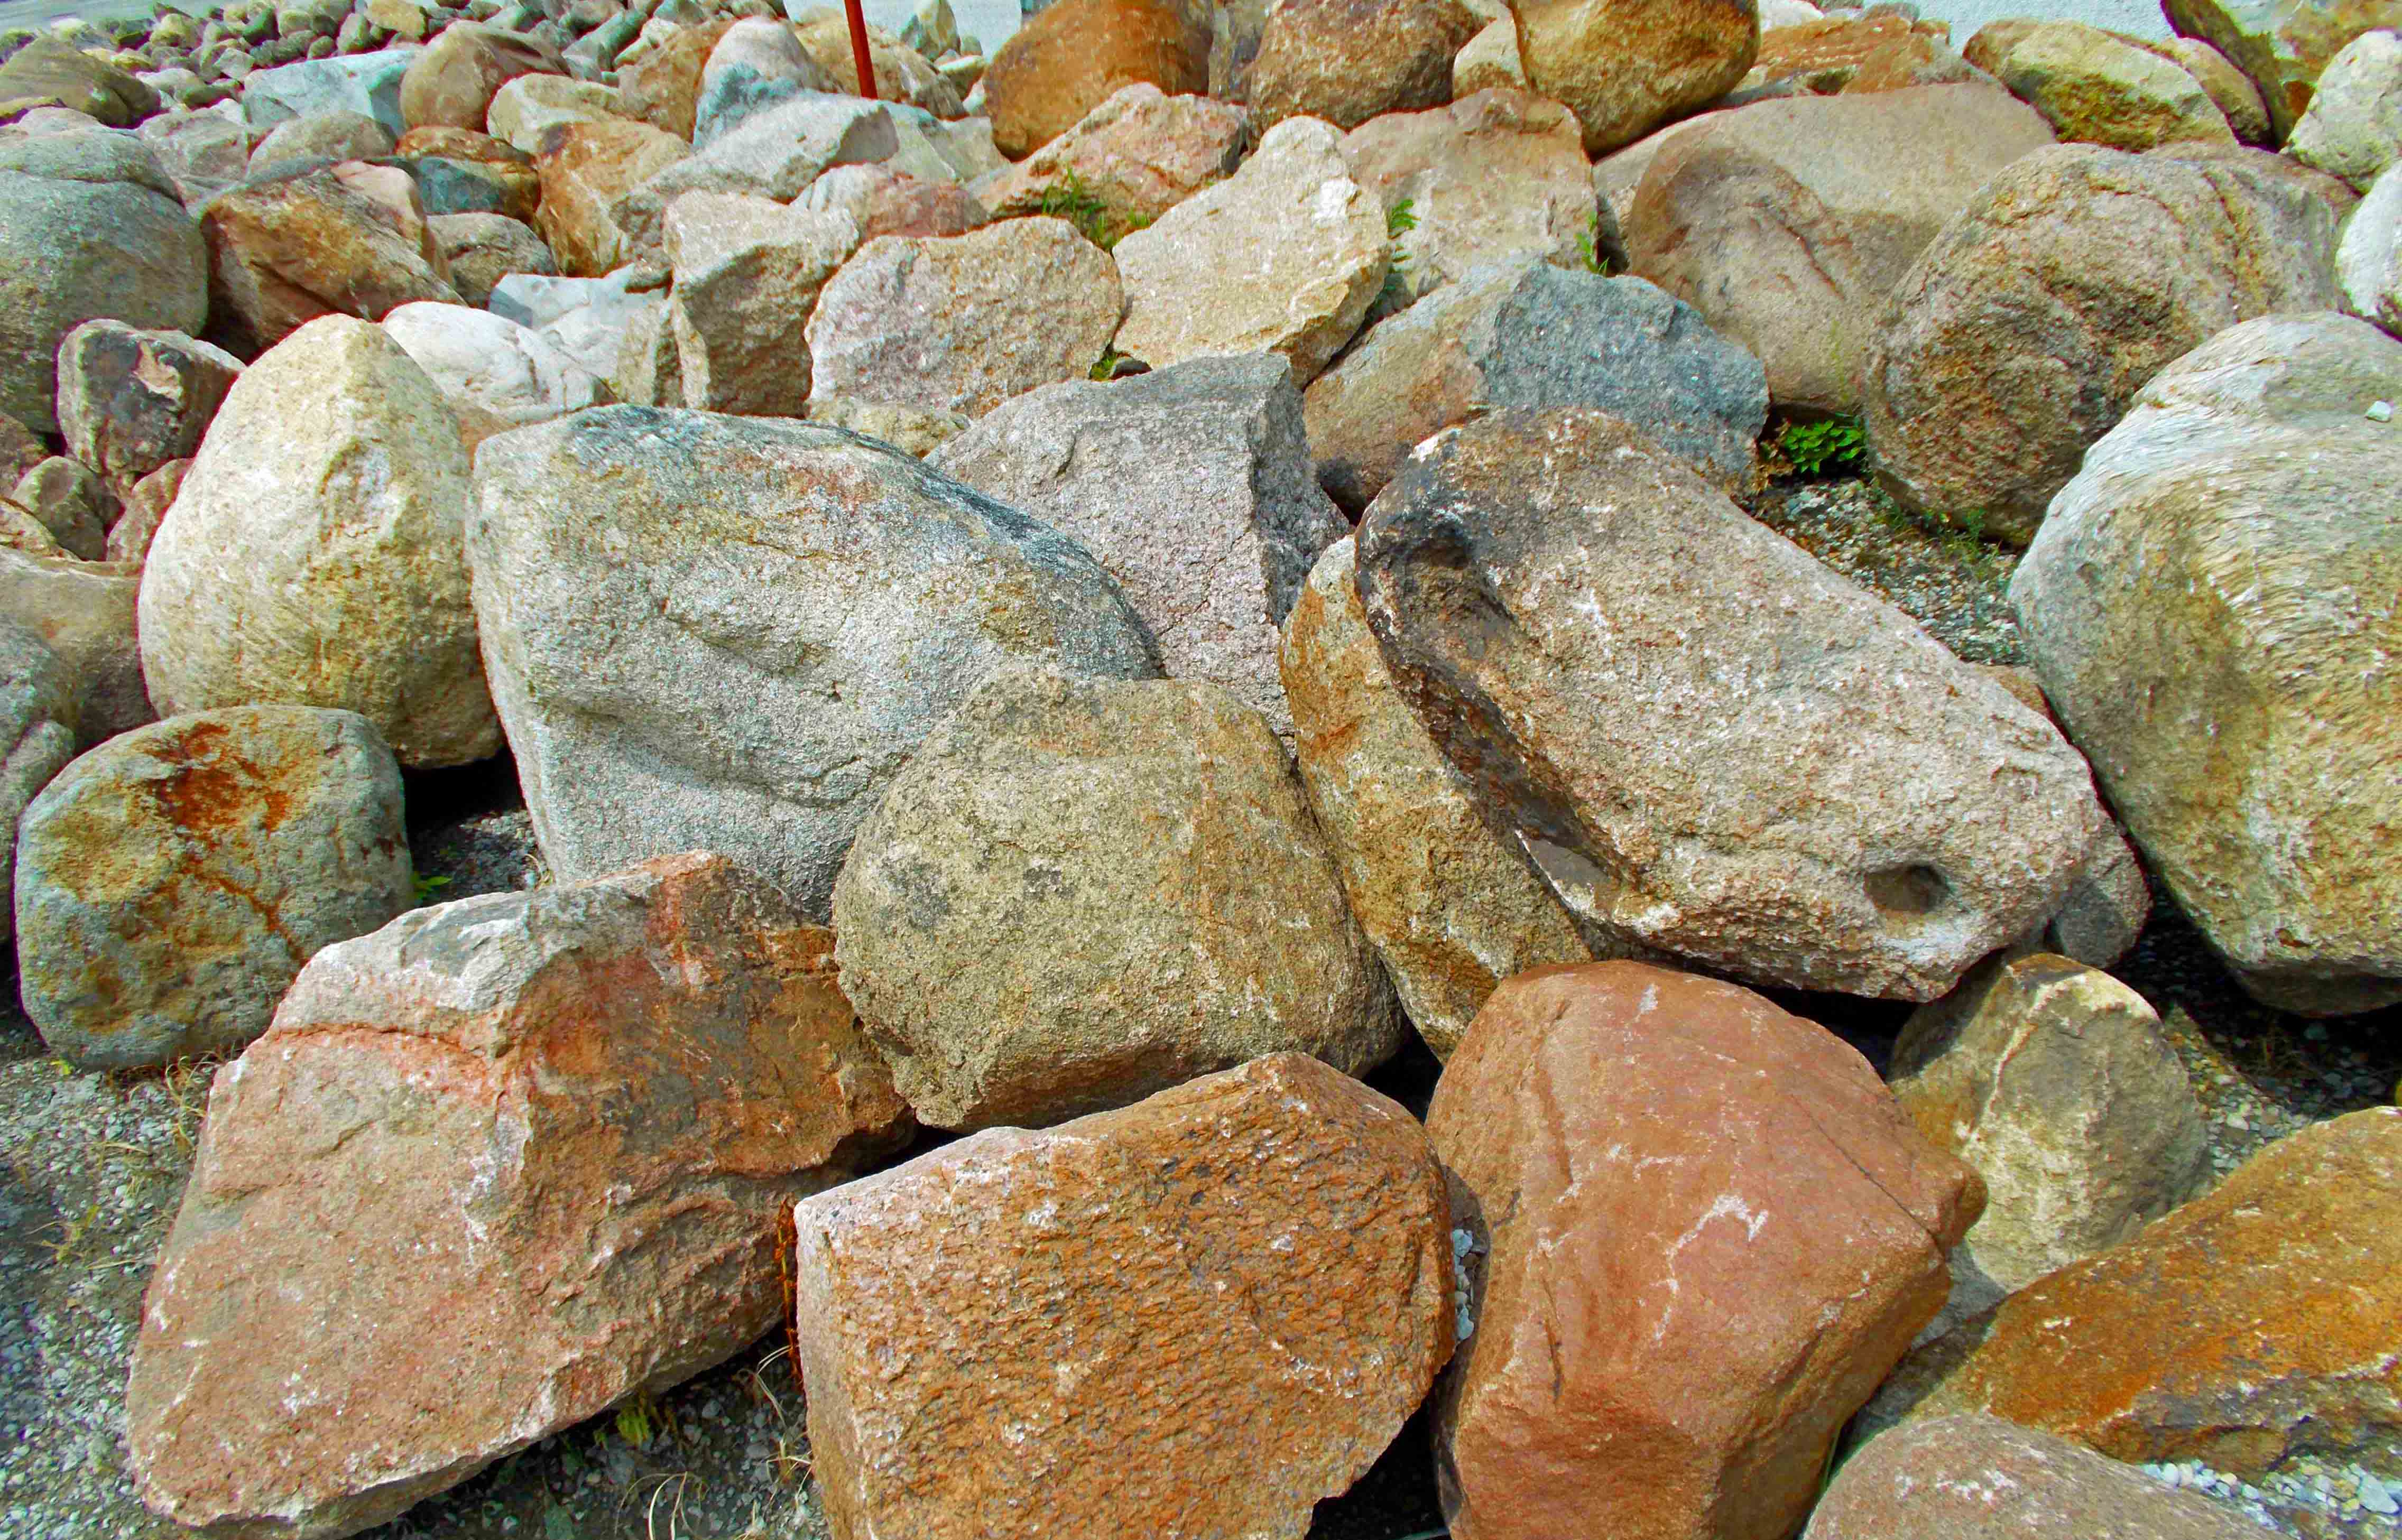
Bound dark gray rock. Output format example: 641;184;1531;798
54;320;243;490
0;621;78;943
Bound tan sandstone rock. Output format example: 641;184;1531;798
532;117;690;277
1508;0;1759;154
200;162;463;357
1249;0;1483;133
982;0;1211;159
399;21;562;132
1985;20;2237;150
974;82;1246;226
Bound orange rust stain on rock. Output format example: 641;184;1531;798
146;719;297;837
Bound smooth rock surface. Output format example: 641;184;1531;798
981;0;1209;159
1509;0;1760;153
1248;0;1482;133
1987;19;2238;149
2287;26;2402;189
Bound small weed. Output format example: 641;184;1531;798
1576;212;1616;275
1386;197;1418;239
614;1394;660;1450
1015;169;1148;251
412;873;454;907
1088;348;1147;382
1873;493;2002;565
1378;200;1420;311
1775;417;1868;478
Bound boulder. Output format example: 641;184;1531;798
666;193;857;414
481;73;620;150
0;134;208;434
692;15;835;146
803;216;1120;420
0;624;78;942
974;82;1245;226
137;316;499;769
106;460;186;566
487;267;662;392
0;36;158;125
1867;1107;2402;1480
789;8;966;117
805;394;969;455
1355;408;2111;1000
2339;157;2402;330
1337;87;1596;307
138;109;255;208
2162;0;2402;137
617;17;731;140
795;163;988;239
125;852;910;1539
1428;961;1982;1540
608;92;891;257
1508;0;1759;154
1302;259;1766;515
199;161;463;357
0;503;65;559
981;0;1209;159
54;320;243;491
427;209;553;305
1864;144;2345;543
2012;312;2402;1014
241;49;419;140
1451;16;1525;95
930;353;1339;734
871;104;1010;187
1984;20;2237;150
793;1054;1449;1540
467;407;1159;920
1114;115;1386;385
15;705;413;1070
1625;84;2055;415
1808;1415;2289;1540
0;548;150;744
7;458;110;561
380;300;603;438
2154;34;2274;142
2287;26;2402;189
1249;0;1482;133
1281;538;1598;1056
831;667;1392;1128
531;117;689;276
1744;12;1967;95
398;21;560;131
248;108;395;175
1892;953;2211;1311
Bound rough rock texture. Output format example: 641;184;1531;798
485;75;627;156
54;322;243;491
930;353;1343;736
137;316;501;770
692;16;836;146
831;667;1391;1129
468;408;1159;922
427;210;555;307
2011;312;2402;1014
618;17;733;140
1508;0;1760;154
1868;1107;2402;1481
1625;84;2055;415
974;84;1245;226
666;193;857;415
8;458;110;561
796;163;988;240
1863;144;2345;543
126;852;910;1540
1452;16;1527;95
0;548;152;746
982;0;1211;159
0;624;79;943
803;216;1120;420
398;21;560;131
790;10;966;117
14;706;413;1071
1892;953;2211;1303
241;49;418;139
2339;157;2402;330
793;1053;1451;1540
613;94;894;258
1429;962;1982;1540
1281;538;1597;1057
805;395;971;455
1304;259;1764;513
2288;26;2402;189
532;117;690;277
1249;0;1482;133
0;36;156;125
2155;34;2274;142
200;162;464;358
1807;1415;2288;1540
1113;115;1387;385
1987;20;2238;150
1337;87;1596;306
380;301;604;434
1745;12;1966;95
488;268;663;396
250;110;396;178
2163;0;2402;137
1355;409;2109;1000
108;459;187;565
0;135;209;434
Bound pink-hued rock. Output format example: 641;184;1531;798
1428;961;1983;1540
974;83;1245;227
125;852;910;1540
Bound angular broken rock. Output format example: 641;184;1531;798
1891;952;2211;1304
468;407;1160;921
693;15;837;146
973;82;1245;227
531;117;690;277
380;301;605;442
1280;538;1599;1057
138;316;501;769
53;321;245;493
1355;409;2107;999
664;193;858;416
16;706;414;1071
7;458;109;562
1302;257;1766;514
127;852;910;1540
1112;115;1388;386
1985;20;2238;151
930;352;1343;736
485;75;630;157
426;210;554;308
831;667;1393;1129
199;162;464;358
793;1052;1451;1540
1429;961;1982;1540
1863;1107;2402;1480
803;216;1122;420
1508;0;1760;154
796;163;989;241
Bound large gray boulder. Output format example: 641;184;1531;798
468;408;1161;922
930;354;1344;737
0;134;209;434
15;705;414;1071
2012;311;2402;1015
1355;407;2112;1001
0;623;79;944
831;666;1394;1130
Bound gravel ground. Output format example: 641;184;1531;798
1744;476;2026;665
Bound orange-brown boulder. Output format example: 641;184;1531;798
617;18;734;140
1865;1106;2402;1479
982;0;1212;160
1428;961;1983;1540
532;117;690;275
126;852;910;1540
792;1053;1454;1540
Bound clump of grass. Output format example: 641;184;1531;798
1378;198;1420;309
412;872;454;907
1014;169;1149;251
1776;416;1869;478
1576;211;1617;275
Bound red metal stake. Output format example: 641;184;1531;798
843;0;877;98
